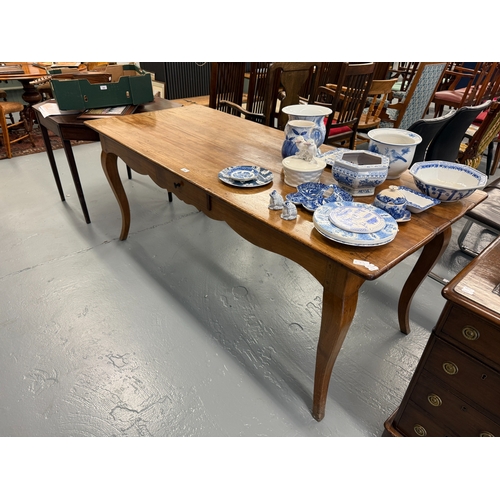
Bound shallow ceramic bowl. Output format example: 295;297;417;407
409;161;488;202
282;156;326;187
331;150;389;197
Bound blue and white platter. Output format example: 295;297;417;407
219;166;273;188
313;201;399;247
395;186;441;213
285;182;353;211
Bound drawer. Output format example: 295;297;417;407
408;370;500;436
440;305;500;367
394;400;458;437
425;338;500;420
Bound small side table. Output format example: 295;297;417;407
34;97;182;223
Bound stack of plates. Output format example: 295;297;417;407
313;201;398;247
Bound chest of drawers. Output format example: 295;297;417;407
385;238;500;437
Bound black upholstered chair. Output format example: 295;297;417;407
407;109;456;165
425;101;491;162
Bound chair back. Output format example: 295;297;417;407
245;62;271;115
459;100;500;169
407;110;456;164
209;62;246;115
382;62;447;129
263;62;320;129
358;78;399;129
425;100;492;162
390;62;419;98
313;62;375;149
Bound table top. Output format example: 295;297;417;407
444;237;500;321
86;105;487;281
0;62;47;79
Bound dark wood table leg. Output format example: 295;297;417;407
101;150;131;240
61;139;91;224
39;124;65;202
398;227;452;334
312;263;365;421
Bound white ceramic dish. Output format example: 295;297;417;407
219;166;273;188
395;186;441;213
313;201;398;247
409;161;488;202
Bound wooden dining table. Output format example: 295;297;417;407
86;105;487;421
0;63;47;126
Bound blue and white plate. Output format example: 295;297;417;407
395;186;441;213
313;201;398;247
219;166;273;188
286;183;353;212
227;165;259;182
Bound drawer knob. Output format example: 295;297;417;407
428;393;443;407
480;431;495;437
414;424;427;437
443;361;459;375
462;325;480;341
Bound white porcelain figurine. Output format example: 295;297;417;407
281;201;298;220
295;136;318;162
268;189;284;210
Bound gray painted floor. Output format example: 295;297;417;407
0;139;497;440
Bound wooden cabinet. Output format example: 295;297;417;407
385;238;500;437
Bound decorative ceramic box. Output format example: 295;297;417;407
50;64;154;110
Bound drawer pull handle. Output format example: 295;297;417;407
443;362;459;375
428;393;442;407
480;431;494;437
414;424;427;437
462;326;480;341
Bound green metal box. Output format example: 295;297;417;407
50;64;154;110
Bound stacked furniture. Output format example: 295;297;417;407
385;236;500;436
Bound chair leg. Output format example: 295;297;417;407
0;110;13;159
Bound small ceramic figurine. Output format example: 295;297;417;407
281;201;298;220
295;136;318;162
268;189;284;210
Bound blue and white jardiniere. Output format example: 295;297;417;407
282;104;332;149
368;128;422;179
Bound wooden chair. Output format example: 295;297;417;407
355;77;398;144
219;62;320;130
425;100;491;163
0;89;15;124
432;62;499;117
458;100;500;175
406;109;456;165
311;62;375;149
380;62;447;130
245;62;272;115
209;62;246;115
389;62;419;100
0;101;35;159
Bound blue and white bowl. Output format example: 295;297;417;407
368;128;422;179
409;161;488;202
331;149;389;197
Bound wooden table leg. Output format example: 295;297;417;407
312;263;365;421
398;227;452;334
62;139;91;224
39;124;65;202
101;150;131;240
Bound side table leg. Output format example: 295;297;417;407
312;263;364;421
101;150;131;240
62;139;91;224
39;124;65;202
398;228;452;334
